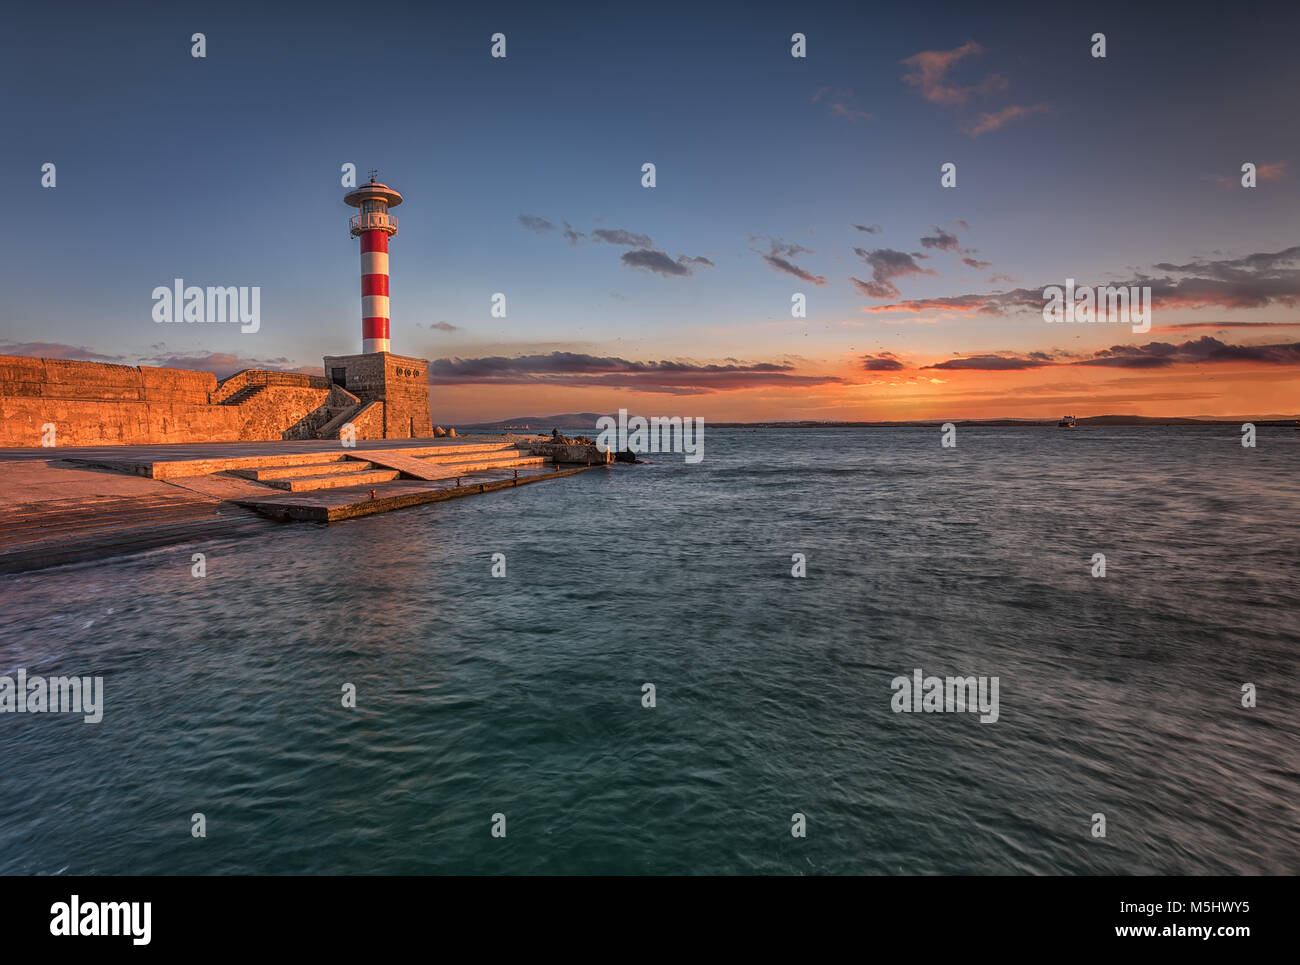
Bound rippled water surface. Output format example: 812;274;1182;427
1;427;1297;874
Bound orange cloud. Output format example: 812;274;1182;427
900;41;1007;106
963;103;1050;136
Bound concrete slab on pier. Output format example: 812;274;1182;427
350;449;455;481
234;464;596;522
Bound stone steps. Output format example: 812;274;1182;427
230;450;552;492
218;384;267;406
67;450;370;480
231;460;376;481
63;439;557;481
314;401;369;439
264;468;400;492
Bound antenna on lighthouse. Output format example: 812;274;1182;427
368;169;378;183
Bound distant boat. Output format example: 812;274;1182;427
1058;414;1078;428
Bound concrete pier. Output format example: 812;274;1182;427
234;465;594;522
0;434;609;573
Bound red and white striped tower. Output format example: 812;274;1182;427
344;175;403;354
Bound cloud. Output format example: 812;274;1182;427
963;103;1050;136
622;249;688;276
519;213;584;243
850;247;937;299
920;337;1300;371
815;87;871;121
860;354;904;371
900;41;1007;106
902;43;1048;137
517;214;555;234
0;342;321;380
1153;245;1300;279
1215;161;1289;188
429;321;460;331
428;351;848;395
1157;321;1300;331
1077;336;1300;368
963;257;993;270
865;243;1300;314
755;237;825;284
762;254;826;285
763;237;813;258
137;350;317;379
593;228;654;247
923;354;1051;371
524;216;706;274
830;103;872;122
621;249;713;277
863;290;1031;313
988;273;1015;284
0;340;124;362
920;228;961;252
853;224;883;234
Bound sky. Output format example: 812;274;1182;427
2;0;1298;423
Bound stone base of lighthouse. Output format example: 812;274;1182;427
322;351;434;440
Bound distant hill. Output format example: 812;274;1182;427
711;415;1300;427
467;413;1300;429
465;413;608;430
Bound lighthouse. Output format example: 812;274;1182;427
344;175;403;354
323;174;432;439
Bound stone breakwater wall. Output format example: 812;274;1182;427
514;439;612;464
0;354;404;447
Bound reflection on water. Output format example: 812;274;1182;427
1;427;1297;874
